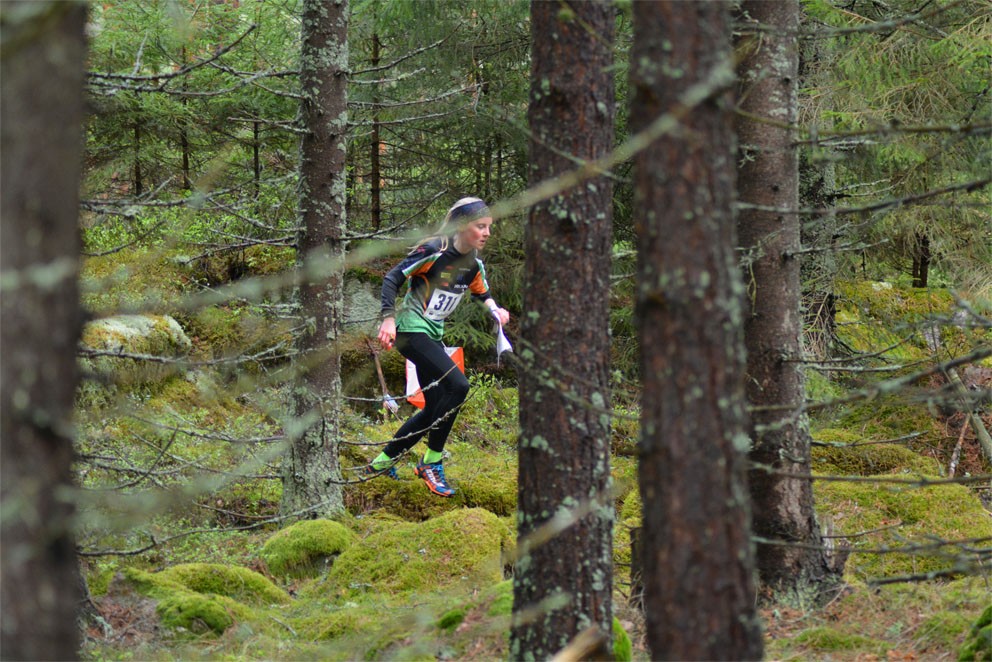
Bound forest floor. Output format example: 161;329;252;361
75;251;991;661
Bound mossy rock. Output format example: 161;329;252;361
155;563;290;605
81;248;190;314
121;566;260;635
344;441;517;520
323;508;511;598
959;604;992;661
812;430;941;476
835;281;962;358
80;314;191;386
156;591;238;635
814;478;992;581
260;519;355;579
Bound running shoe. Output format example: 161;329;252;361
414;461;455;497
362;463;398;480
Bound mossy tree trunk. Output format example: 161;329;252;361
282;0;348;519
510;1;615;659
0;2;88;658
736;0;843;600
631;2;763;659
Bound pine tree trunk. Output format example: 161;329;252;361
912;232;930;287
736;0;843;600
133;120;143;196
282;0;348;519
1;3;87;658
510;1;615;658
631;2;763;659
370;32;382;231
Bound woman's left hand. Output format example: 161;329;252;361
491;307;510;327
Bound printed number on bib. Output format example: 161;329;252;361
425;289;463;321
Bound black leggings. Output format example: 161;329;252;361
383;332;470;458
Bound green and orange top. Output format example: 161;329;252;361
380;237;491;341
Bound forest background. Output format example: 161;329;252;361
1;0;990;660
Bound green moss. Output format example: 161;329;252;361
613;487;642;583
812;431;941;476
613;616;633;662
486;579;513;617
343;440;518;520
794;625;891;654
260;519;355;579
157;591;235;635
829;394;942;448
81;248;191;314
959;604;992;661
436;608;467;631
814;478;992;580
156;563;290;605
121;566;262;636
918;611;973;649
322;508;510;598
806;368;847;403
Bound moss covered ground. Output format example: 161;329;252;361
77;261;991;660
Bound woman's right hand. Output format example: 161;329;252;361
378;316;396;350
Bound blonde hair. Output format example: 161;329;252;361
415;197;491;250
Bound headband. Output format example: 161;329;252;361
448;199;490;222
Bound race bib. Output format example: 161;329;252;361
425;289;464;321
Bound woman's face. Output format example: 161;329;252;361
458;216;493;251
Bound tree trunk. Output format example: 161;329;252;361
133;120;143;196
370;32;382;231
912;231;930;288
510;1;615;659
798;12;841;362
736;0;843;601
282;0;348;519
1;3;88;659
180;46;192;190
253;120;261;203
631;2;763;659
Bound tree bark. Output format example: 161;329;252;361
631;2;763;659
1;2;88;659
736;0;843;600
370;31;382;231
911;231;930;288
510;1;615;659
281;0;348;519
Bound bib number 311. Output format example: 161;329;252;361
425;289;463;321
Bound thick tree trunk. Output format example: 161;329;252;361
510;1;615;659
631;2;763;659
0;3;88;659
282;0;348;519
736;0;843;600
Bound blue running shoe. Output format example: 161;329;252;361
362;463;398;480
414;461;455;497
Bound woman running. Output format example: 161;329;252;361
369;197;510;496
